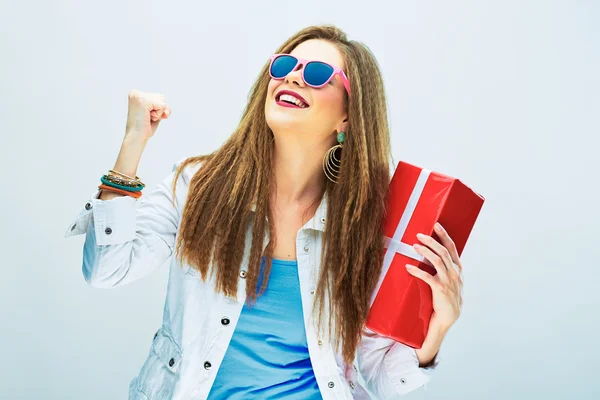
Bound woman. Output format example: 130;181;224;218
65;25;463;399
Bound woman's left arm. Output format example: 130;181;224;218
355;223;464;397
407;222;465;366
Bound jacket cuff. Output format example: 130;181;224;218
91;193;137;245
65;190;137;245
383;341;434;395
64;190;102;238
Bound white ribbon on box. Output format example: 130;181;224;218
369;168;434;307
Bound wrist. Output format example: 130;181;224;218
123;132;150;146
429;315;452;334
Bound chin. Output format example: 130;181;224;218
266;118;302;135
265;107;306;133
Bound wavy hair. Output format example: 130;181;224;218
171;24;391;365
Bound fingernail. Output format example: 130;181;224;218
435;223;442;232
405;264;413;269
413;244;420;249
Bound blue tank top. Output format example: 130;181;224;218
207;257;323;399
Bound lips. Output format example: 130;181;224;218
276;99;304;109
275;89;309;108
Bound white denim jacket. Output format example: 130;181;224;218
64;159;437;400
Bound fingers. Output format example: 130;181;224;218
132;90;170;121
416;232;454;273
413;242;449;282
150;105;172;121
405;264;436;287
433;223;461;269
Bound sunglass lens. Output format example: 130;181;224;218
304;62;334;86
270;55;297;78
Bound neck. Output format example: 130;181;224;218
272;135;330;206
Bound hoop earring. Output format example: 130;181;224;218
323;131;345;184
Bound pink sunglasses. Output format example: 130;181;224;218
269;53;351;96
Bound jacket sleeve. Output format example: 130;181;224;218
64;159;190;288
356;326;440;398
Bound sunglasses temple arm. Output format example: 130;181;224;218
340;71;351;96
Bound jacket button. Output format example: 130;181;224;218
317;340;323;346
304;246;309;252
85;202;92;210
400;378;407;384
168;358;175;367
328;381;335;388
320;217;326;223
239;270;247;278
105;227;112;235
204;361;212;370
310;290;315;295
221;317;230;325
349;381;355;389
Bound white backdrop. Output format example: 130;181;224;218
1;1;598;399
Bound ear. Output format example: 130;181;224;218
339;117;348;133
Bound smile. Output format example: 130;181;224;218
276;99;308;109
275;90;309;108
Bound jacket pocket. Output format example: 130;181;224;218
133;327;183;400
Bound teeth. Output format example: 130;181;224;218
278;94;308;108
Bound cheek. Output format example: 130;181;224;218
265;80;282;118
313;89;345;114
267;79;279;97
265;81;275;109
265;80;282;109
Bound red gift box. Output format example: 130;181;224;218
366;161;485;348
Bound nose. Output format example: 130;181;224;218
284;62;306;88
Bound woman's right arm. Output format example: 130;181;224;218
65;158;190;288
64;90;183;288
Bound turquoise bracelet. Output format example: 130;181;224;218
101;175;144;192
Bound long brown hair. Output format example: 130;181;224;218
171;25;391;365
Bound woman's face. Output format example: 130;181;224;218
265;39;348;144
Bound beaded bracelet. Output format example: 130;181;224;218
103;174;145;189
101;175;144;192
105;172;146;188
98;184;142;199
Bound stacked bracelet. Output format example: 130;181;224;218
101;175;144;191
99;169;146;199
107;170;145;187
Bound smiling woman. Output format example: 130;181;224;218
66;24;444;400
264;39;351;147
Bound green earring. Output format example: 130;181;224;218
323;131;345;183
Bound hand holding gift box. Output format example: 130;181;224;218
366;161;485;349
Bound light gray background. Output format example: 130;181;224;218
1;1;598;399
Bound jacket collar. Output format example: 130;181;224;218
249;192;328;233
